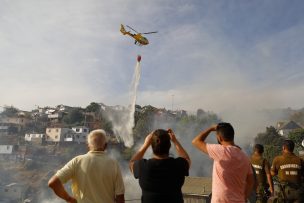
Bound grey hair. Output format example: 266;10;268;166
87;129;107;150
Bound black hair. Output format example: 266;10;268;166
283;139;295;152
216;122;234;141
151;129;171;156
254;144;264;154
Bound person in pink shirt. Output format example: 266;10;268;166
192;123;254;203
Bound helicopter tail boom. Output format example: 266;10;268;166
120;24;127;35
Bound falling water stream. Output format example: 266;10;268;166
110;56;141;148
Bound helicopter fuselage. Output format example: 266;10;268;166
133;34;149;45
120;24;150;46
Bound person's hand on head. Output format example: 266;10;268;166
143;131;154;147
210;124;218;131
168;129;177;142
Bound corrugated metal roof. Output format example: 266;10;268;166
182;176;212;197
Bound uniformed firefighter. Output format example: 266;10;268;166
271;140;304;203
250;144;274;203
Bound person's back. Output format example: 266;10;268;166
251;155;267;186
192;123;254;203
250;144;273;203
271;140;304;203
56;151;124;203
207;144;252;202
48;129;125;203
130;129;191;203
272;153;303;185
134;157;188;202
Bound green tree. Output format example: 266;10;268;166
63;108;85;125
288;129;304;153
254;126;285;163
1;106;19;117
85;102;101;113
255;126;284;146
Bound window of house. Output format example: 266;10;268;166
83;129;87;132
48;129;51;132
76;128;80;132
55;136;58;139
56;129;59;132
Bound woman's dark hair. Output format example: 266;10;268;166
151;129;171;156
216;122;234;141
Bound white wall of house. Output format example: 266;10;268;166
278;129;293;137
0;145;13;154
25;133;45;142
72;126;89;134
46;128;78;143
72;126;89;143
46;128;69;142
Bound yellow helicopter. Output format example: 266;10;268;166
120;24;157;46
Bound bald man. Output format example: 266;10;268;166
48;129;125;203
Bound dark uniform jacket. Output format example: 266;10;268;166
251;154;270;186
271;152;304;185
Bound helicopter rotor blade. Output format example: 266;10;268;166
126;25;139;33
142;31;158;34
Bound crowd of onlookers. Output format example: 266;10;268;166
48;123;304;203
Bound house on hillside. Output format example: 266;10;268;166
0;125;9;136
0;145;14;155
182;176;212;203
45;127;75;143
0;115;31;134
24;133;45;145
277;121;303;137
0;115;31;127
72;126;89;143
47;110;64;123
0;144;24;161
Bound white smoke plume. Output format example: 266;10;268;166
107;59;141;148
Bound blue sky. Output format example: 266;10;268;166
1;0;304;114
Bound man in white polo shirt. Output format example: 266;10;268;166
48;129;125;203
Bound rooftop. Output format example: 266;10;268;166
182;176;212;197
279;120;303;130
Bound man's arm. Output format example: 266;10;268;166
245;173;255;200
115;194;125;203
270;157;278;177
192;125;217;154
129;132;153;174
265;160;274;194
168;129;191;166
48;176;77;203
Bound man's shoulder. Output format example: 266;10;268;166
206;143;223;151
273;154;284;161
